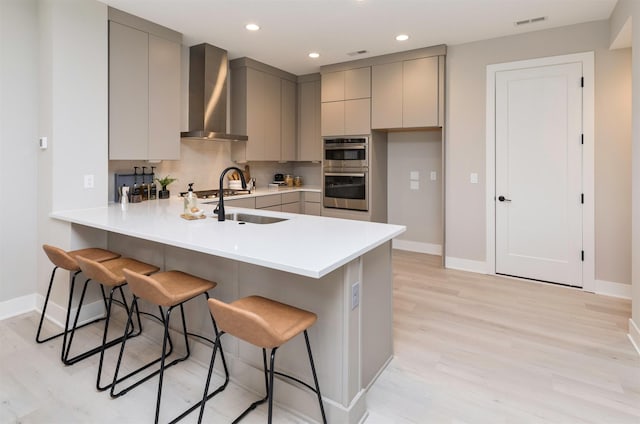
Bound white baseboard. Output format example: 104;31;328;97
444;256;487;274
594;279;632;299
629;319;640;357
0;294;37;320
1;292;105;329
392;240;442;255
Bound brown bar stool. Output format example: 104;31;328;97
110;268;230;424
69;255;159;389
198;295;327;424
38;244;120;357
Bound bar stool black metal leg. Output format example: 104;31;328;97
62;278;91;364
36;267;73;344
196;331;225;424
60;272;78;361
304;330;327;424
267;348;278;424
154;306;172;424
110;300;176;399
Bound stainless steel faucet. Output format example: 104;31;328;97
215;166;247;221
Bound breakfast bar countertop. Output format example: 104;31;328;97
50;197;405;279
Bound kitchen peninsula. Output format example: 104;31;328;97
51;198;404;423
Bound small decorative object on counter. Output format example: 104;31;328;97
156;175;177;199
149;166;157;200
119;184;129;210
131;167;142;203
284;174;293;187
183;183;198;214
294;176;302;187
140;167;149;201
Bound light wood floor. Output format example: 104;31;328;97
1;250;638;423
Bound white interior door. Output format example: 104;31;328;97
495;62;583;287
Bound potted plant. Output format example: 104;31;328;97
156;175;177;199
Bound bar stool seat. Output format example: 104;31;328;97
37;244;121;358
198;295;327;424
111;269;229;424
67;255;159;389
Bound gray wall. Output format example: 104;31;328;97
0;0;39;303
446;20;632;285
387;130;442;249
610;0;639;345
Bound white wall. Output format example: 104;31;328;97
34;0;109;318
446;20;632;286
387;130;442;253
0;0;39;304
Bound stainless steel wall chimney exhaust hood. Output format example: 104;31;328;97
180;43;248;141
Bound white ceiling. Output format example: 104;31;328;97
101;0;617;75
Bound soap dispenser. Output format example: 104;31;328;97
183;183;198;214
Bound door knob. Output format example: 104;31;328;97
498;195;512;202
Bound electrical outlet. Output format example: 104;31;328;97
470;173;478;184
84;174;94;189
410;171;419;180
39;137;48;149
410;180;419;190
430;171;437;181
351;282;360;310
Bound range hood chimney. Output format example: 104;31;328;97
180;43;248;141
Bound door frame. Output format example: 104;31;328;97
485;52;595;292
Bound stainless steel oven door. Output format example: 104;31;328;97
323;137;368;168
323;169;368;211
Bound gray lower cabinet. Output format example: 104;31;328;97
108;20;181;160
223;192;318;215
303;192;322;216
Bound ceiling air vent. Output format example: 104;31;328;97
347;50;369;57
514;16;547;26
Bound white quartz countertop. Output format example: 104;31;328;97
50;198;405;278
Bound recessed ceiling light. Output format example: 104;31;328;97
245;23;260;31
309;52;320;59
396;34;409;41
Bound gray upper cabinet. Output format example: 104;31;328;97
108;15;181;160
321;67;371;136
321;67;371;101
371;56;441;129
230;58;297;162
297;75;321;161
281;79;297;161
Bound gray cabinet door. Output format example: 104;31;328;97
263;73;281;161
321;101;345;136
281;79;297;161
344;98;371;135
109;21;148;160
148;34;181;160
403;57;438;127
371;61;402;129
298;79;321;161
345;67;371;99
321;71;345;102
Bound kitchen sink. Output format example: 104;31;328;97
224;213;287;224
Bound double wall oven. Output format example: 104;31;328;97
323;136;369;211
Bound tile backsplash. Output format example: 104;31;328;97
109;140;321;202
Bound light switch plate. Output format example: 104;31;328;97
470;173;478;184
430;171;437;181
410;171;419;180
410;181;420;190
351;282;360;310
39;137;48;149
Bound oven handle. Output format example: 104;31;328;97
324;145;366;150
324;172;366;177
